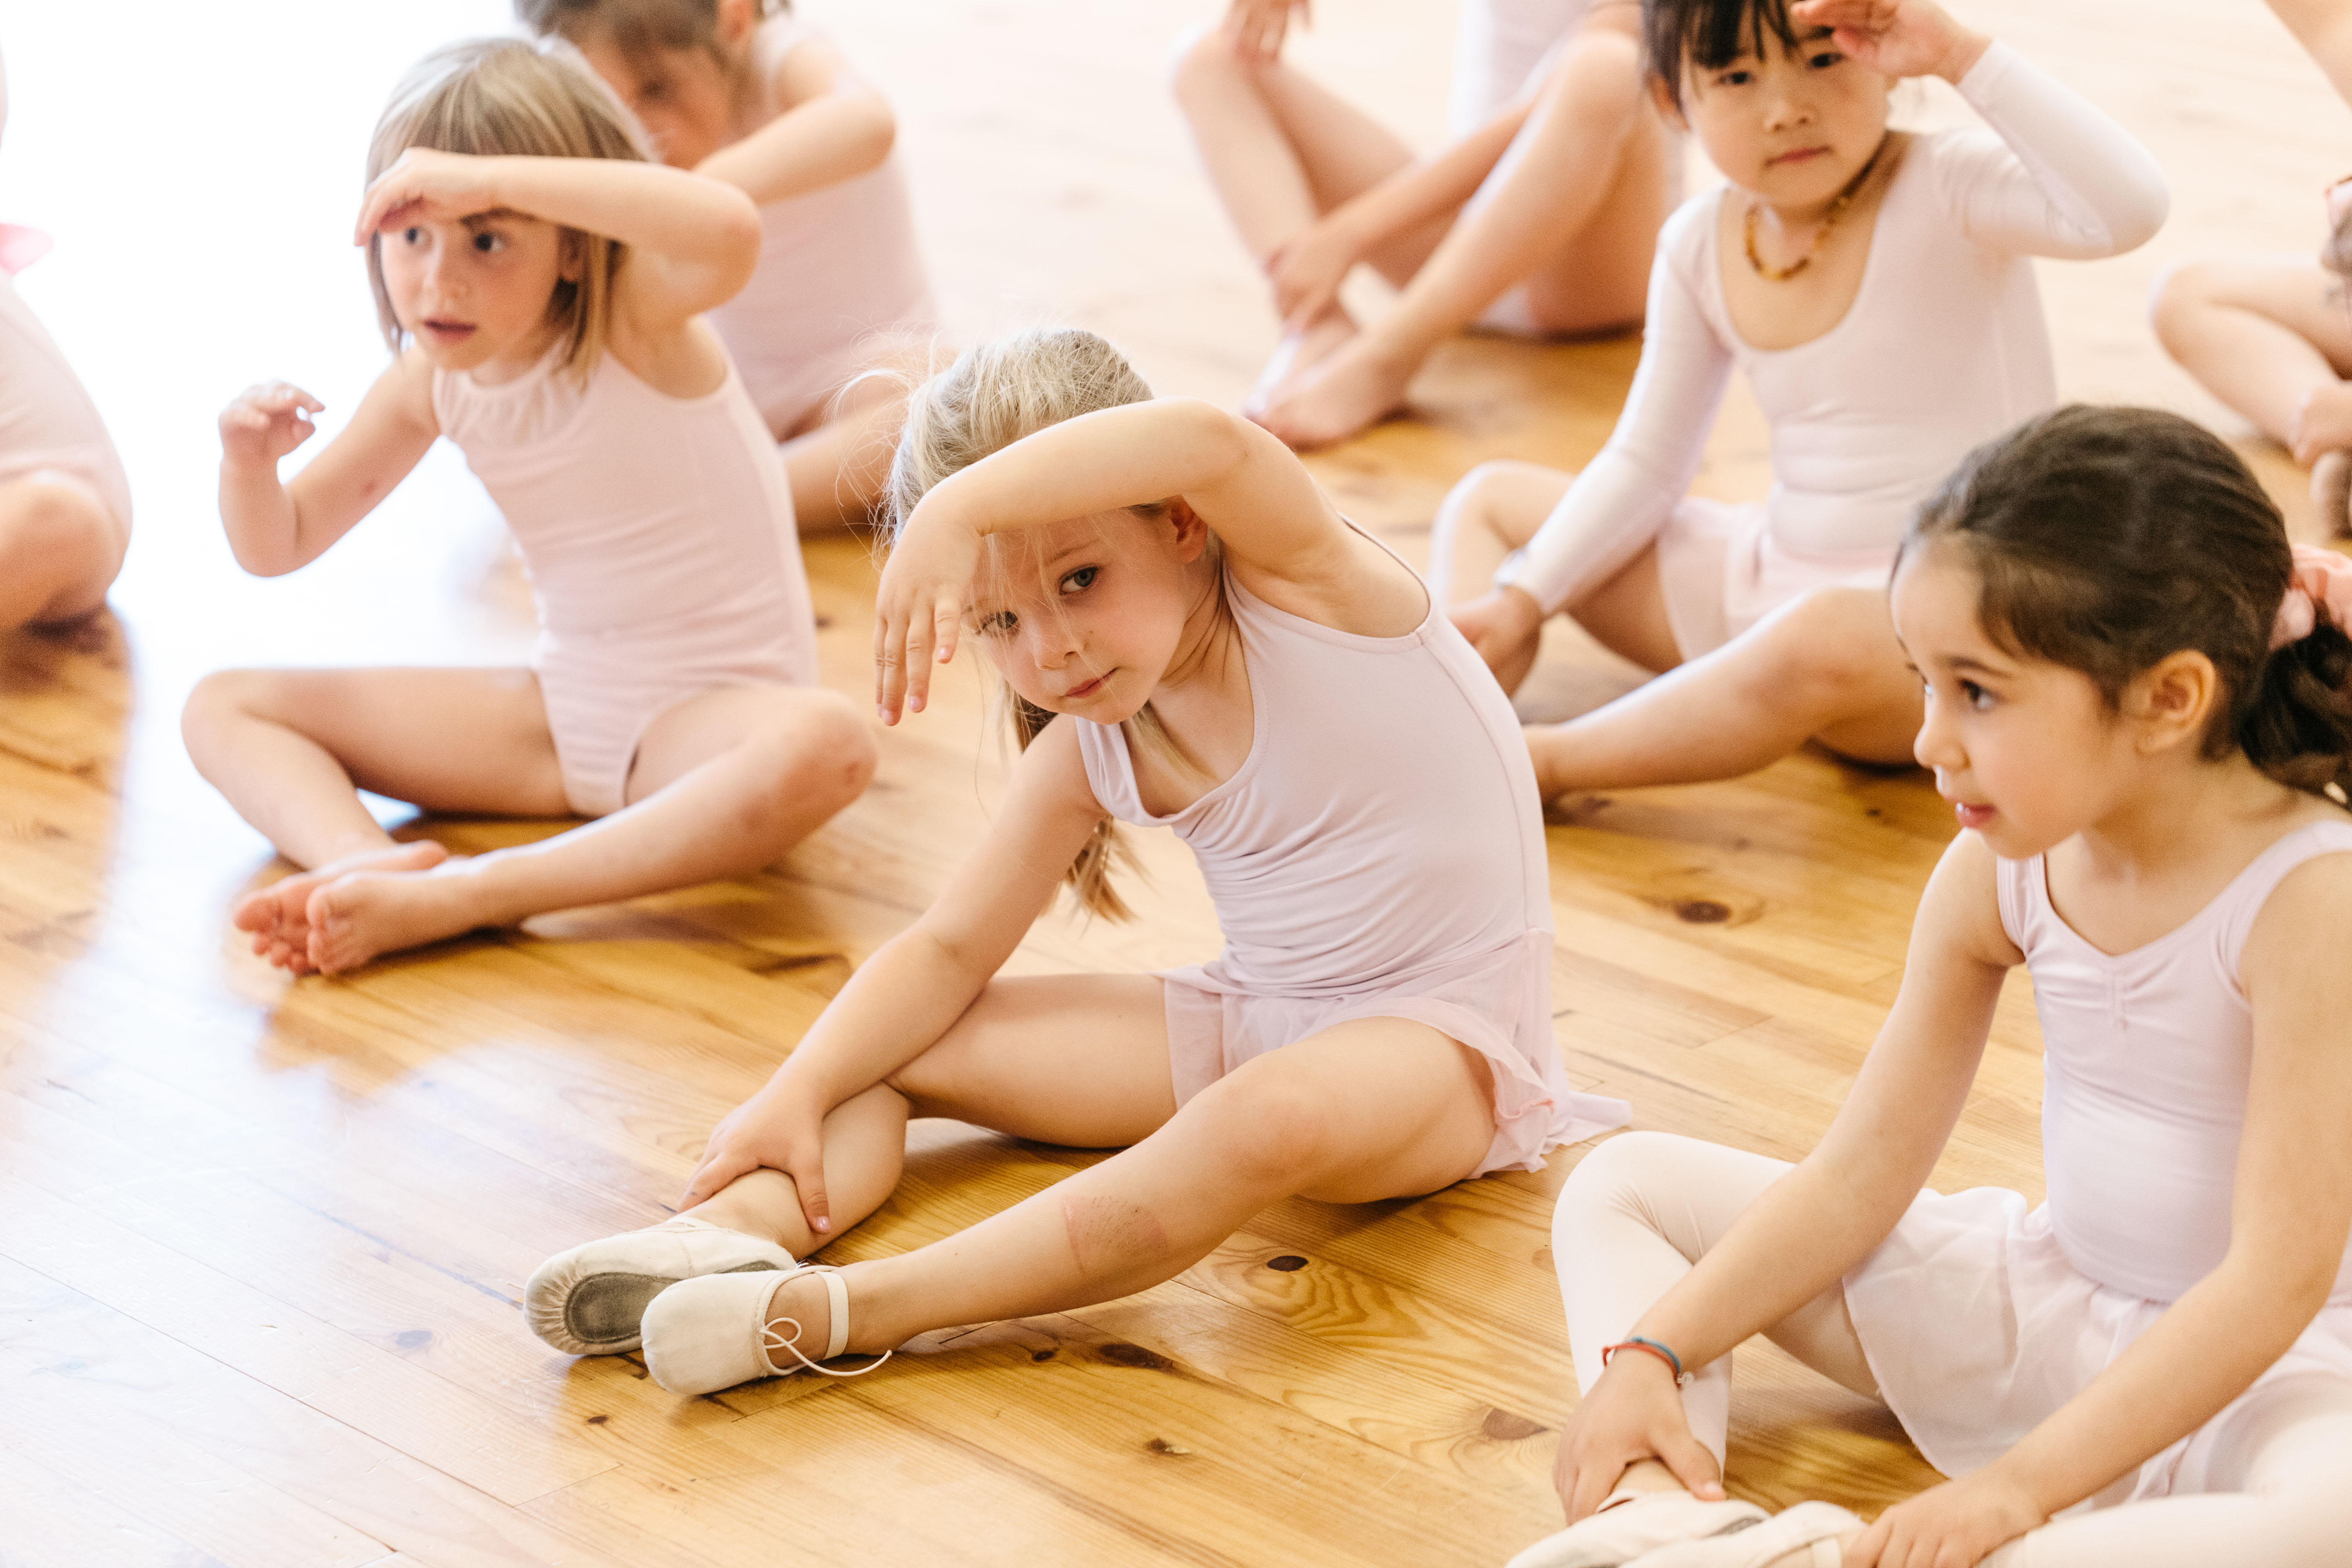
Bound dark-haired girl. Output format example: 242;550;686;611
1435;0;2166;798
1512;407;2352;1568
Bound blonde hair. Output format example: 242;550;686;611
364;39;647;380
885;329;1232;922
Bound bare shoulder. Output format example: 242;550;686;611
2245;806;2352;970
1920;828;2021;971
1006;710;1107;816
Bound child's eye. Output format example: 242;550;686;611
1807;49;1843;69
1059;566;1099;595
1715;67;1754;87
401;226;426;245
1960;680;1996;711
471;230;505;254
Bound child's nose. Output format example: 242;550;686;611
1912;695;1954;772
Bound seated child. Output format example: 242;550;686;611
523;329;1628;1394
1435;0;2166;799
1515;408;2352;1568
182;40;873;976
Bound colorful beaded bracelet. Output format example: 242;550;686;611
1602;1335;1694;1387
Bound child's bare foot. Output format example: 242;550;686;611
1241;309;1360;422
1251;334;1416;450
233;840;448;974
2314;450;2352;539
304;858;494;974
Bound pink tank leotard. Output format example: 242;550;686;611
0;271;130;533
433;343;817;817
1498;42;2169;655
707;20;938;439
1074;551;1631;1175
1842;821;2352;1500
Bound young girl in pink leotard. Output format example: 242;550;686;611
1512;409;2352;1568
517;0;939;532
181;40;873;977
1434;0;2166;799
0;41;131;631
521;328;1628;1395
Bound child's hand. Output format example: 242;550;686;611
1844;1469;2045;1568
1269;215;1361;330
1449;585;1546;695
219;382;324;472
1552;1355;1726;1521
1789;0;1990;82
1220;0;1310;63
684;1079;838;1237
354;147;505;245
873;500;983;723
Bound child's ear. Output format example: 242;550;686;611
716;0;758;49
1648;74;1687;130
1167;499;1211;564
2124;649;2217;754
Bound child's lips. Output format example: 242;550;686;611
1953;800;1997;829
1769;146;1831;166
421;319;476;341
1063;674;1108;700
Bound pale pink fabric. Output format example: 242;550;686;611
2271;543;2352;649
433;345;816;816
706;21;937;438
0;270;131;532
1499;43;2169;646
1840;820;2352;1496
1074;551;1630;1176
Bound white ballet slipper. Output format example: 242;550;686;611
524;1216;797;1357
1626;1501;1863;1568
639;1263;890;1397
1505;1490;1770;1568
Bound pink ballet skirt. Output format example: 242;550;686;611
1652;497;1892;660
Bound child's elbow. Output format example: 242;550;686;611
2103;168;2171;256
853;92;897;170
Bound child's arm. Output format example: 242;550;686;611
1845;852;2352;1568
1221;0;1311;64
1461;202;1729;660
216;355;438;577
1552;832;2016;1519
354;149;761;333
1795;0;2168;259
873;398;1422;721
693;37;896;207
2266;0;2352;108
680;717;1107;1234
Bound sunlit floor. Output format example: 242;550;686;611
0;2;2345;1563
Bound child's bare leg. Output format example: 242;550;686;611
1256;24;1669;449
683;972;1180;1258
1170;23;1439;395
182;667;568;971
2151;257;2352;456
759;1017;1496;1359
303;683;876;973
1525;587;1922;796
780;340;939;535
0;472;127;629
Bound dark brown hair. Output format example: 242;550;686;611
1902;405;2352;798
1642;0;1806;113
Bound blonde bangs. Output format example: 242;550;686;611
364;39;648;380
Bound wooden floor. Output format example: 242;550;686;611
3;1;2347;1563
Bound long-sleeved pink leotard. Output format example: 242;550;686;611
1497;43;2167;655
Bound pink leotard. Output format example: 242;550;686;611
1074;551;1631;1175
433;343;816;817
1497;43;2168;654
707;20;937;439
1842;821;2352;1500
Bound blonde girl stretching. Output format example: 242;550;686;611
522;329;1628;1394
1174;0;1677;450
183;41;873;977
1512;408;2352;1568
519;0;938;532
1436;0;2166;799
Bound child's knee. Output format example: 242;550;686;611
181;668;267;746
760;689;877;811
1555;1130;1682;1243
1168;20;1238;104
1184;1065;1335;1189
2147;258;2231;345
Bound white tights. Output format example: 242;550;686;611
1552;1132;2352;1567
